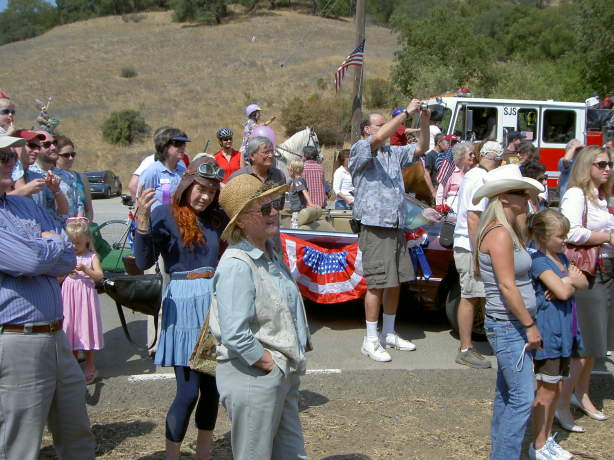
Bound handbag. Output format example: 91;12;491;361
564;194;600;276
103;264;162;349
439;219;455;249
188;309;217;376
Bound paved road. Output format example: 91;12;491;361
92;196;614;377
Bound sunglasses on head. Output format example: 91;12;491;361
0;109;15;115
41;140;57;148
196;162;225;182
168;139;186;148
593;161;613;170
0;150;17;164
256;197;285;216
58;152;77;158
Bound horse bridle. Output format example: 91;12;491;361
274;128;320;159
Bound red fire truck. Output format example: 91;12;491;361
423;89;614;200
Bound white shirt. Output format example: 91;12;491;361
332;166;353;199
560;186;614;258
429;125;441;149
453;167;489;251
133;154;186;176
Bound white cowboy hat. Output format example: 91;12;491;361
472;164;544;205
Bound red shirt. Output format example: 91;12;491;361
303;160;327;207
214;149;241;183
390;124;408;146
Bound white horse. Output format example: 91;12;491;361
275;127;320;178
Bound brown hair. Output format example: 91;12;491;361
527;208;570;243
55;135;74;151
333;149;350;171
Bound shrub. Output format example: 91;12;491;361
121;13;146;23
280;93;351;146
171;0;227;24
102;110;150;145
120;66;138;78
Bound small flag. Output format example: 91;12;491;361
335;39;365;92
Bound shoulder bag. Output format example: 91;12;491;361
564;194;600;276
188;309;217;376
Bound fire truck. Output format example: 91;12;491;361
422;89;614;200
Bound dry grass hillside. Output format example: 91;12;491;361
0;10;397;184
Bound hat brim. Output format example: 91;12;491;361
171;136;191;142
221;183;288;242
0;136;25;149
472;178;544;205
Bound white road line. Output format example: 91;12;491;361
127;368;342;382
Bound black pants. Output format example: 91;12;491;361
165;366;219;442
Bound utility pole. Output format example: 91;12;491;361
350;0;366;144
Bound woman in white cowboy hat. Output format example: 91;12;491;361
210;174;312;460
471;164;544;460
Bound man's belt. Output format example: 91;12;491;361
171;271;215;280
0;319;63;333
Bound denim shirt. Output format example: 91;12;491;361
348;137;416;228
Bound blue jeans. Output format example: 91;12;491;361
334;199;352;210
484;317;534;460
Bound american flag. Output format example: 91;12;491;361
335;40;365;92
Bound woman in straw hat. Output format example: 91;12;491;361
210;174;312;460
471;164;544;460
134;156;227;460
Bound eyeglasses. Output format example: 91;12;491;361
41;140;57;148
0;150;17;164
258;148;274;157
58;152;77;158
26;142;41;150
507;190;528;196
220;137;232;142
0;109;15;115
196;162;225;182
168;140;186;148
253;197;285;216
593;161;613;170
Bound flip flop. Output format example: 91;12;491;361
85;369;98;385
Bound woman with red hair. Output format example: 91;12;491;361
135;156;227;460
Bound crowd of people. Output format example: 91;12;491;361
0;87;613;460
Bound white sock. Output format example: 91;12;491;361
366;320;379;339
460;348;469;353
382;313;396;336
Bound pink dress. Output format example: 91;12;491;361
61;252;104;350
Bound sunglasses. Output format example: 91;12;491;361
255;197;285;216
58;152;77;158
220;137;232;142
593;161;613;170
507;189;528;196
0;150;17;164
0;109;15;115
168;140;186;148
41;140;57;148
27;142;41;150
196;162;225;182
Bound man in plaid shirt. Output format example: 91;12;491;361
302;146;327;208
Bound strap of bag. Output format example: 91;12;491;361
114;299;159;351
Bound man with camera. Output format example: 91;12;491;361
349;99;430;362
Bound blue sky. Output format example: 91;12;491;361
0;0;56;11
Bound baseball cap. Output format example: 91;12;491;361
34;130;54;142
170;136;191;143
0;136;25;149
480;141;504;160
14;130;45;142
443;134;459;142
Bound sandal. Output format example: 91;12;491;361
85;369;98;385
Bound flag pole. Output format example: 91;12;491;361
350;0;366;144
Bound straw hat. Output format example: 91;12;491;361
472;164;544;205
219;174;288;241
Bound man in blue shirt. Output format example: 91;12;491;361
558;139;583;198
0;136;95;459
349;99;430;362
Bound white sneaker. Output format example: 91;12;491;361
546;435;573;460
361;336;392;362
379;332;417;351
529;442;556;460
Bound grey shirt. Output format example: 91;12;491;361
479;242;536;321
348;138;416;228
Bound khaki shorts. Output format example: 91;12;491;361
453;247;485;299
358;226;414;289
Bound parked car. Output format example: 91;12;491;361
279;209;485;337
85;170;122;198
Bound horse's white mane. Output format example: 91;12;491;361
274;127;319;178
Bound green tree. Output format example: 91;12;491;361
170;0;227;24
0;0;57;44
102;110;150;145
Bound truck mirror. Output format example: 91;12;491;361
465;109;473;136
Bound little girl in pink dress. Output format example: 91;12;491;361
62;218;104;384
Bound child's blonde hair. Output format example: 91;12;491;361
289;160;304;176
65;218;93;250
527;209;570;243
